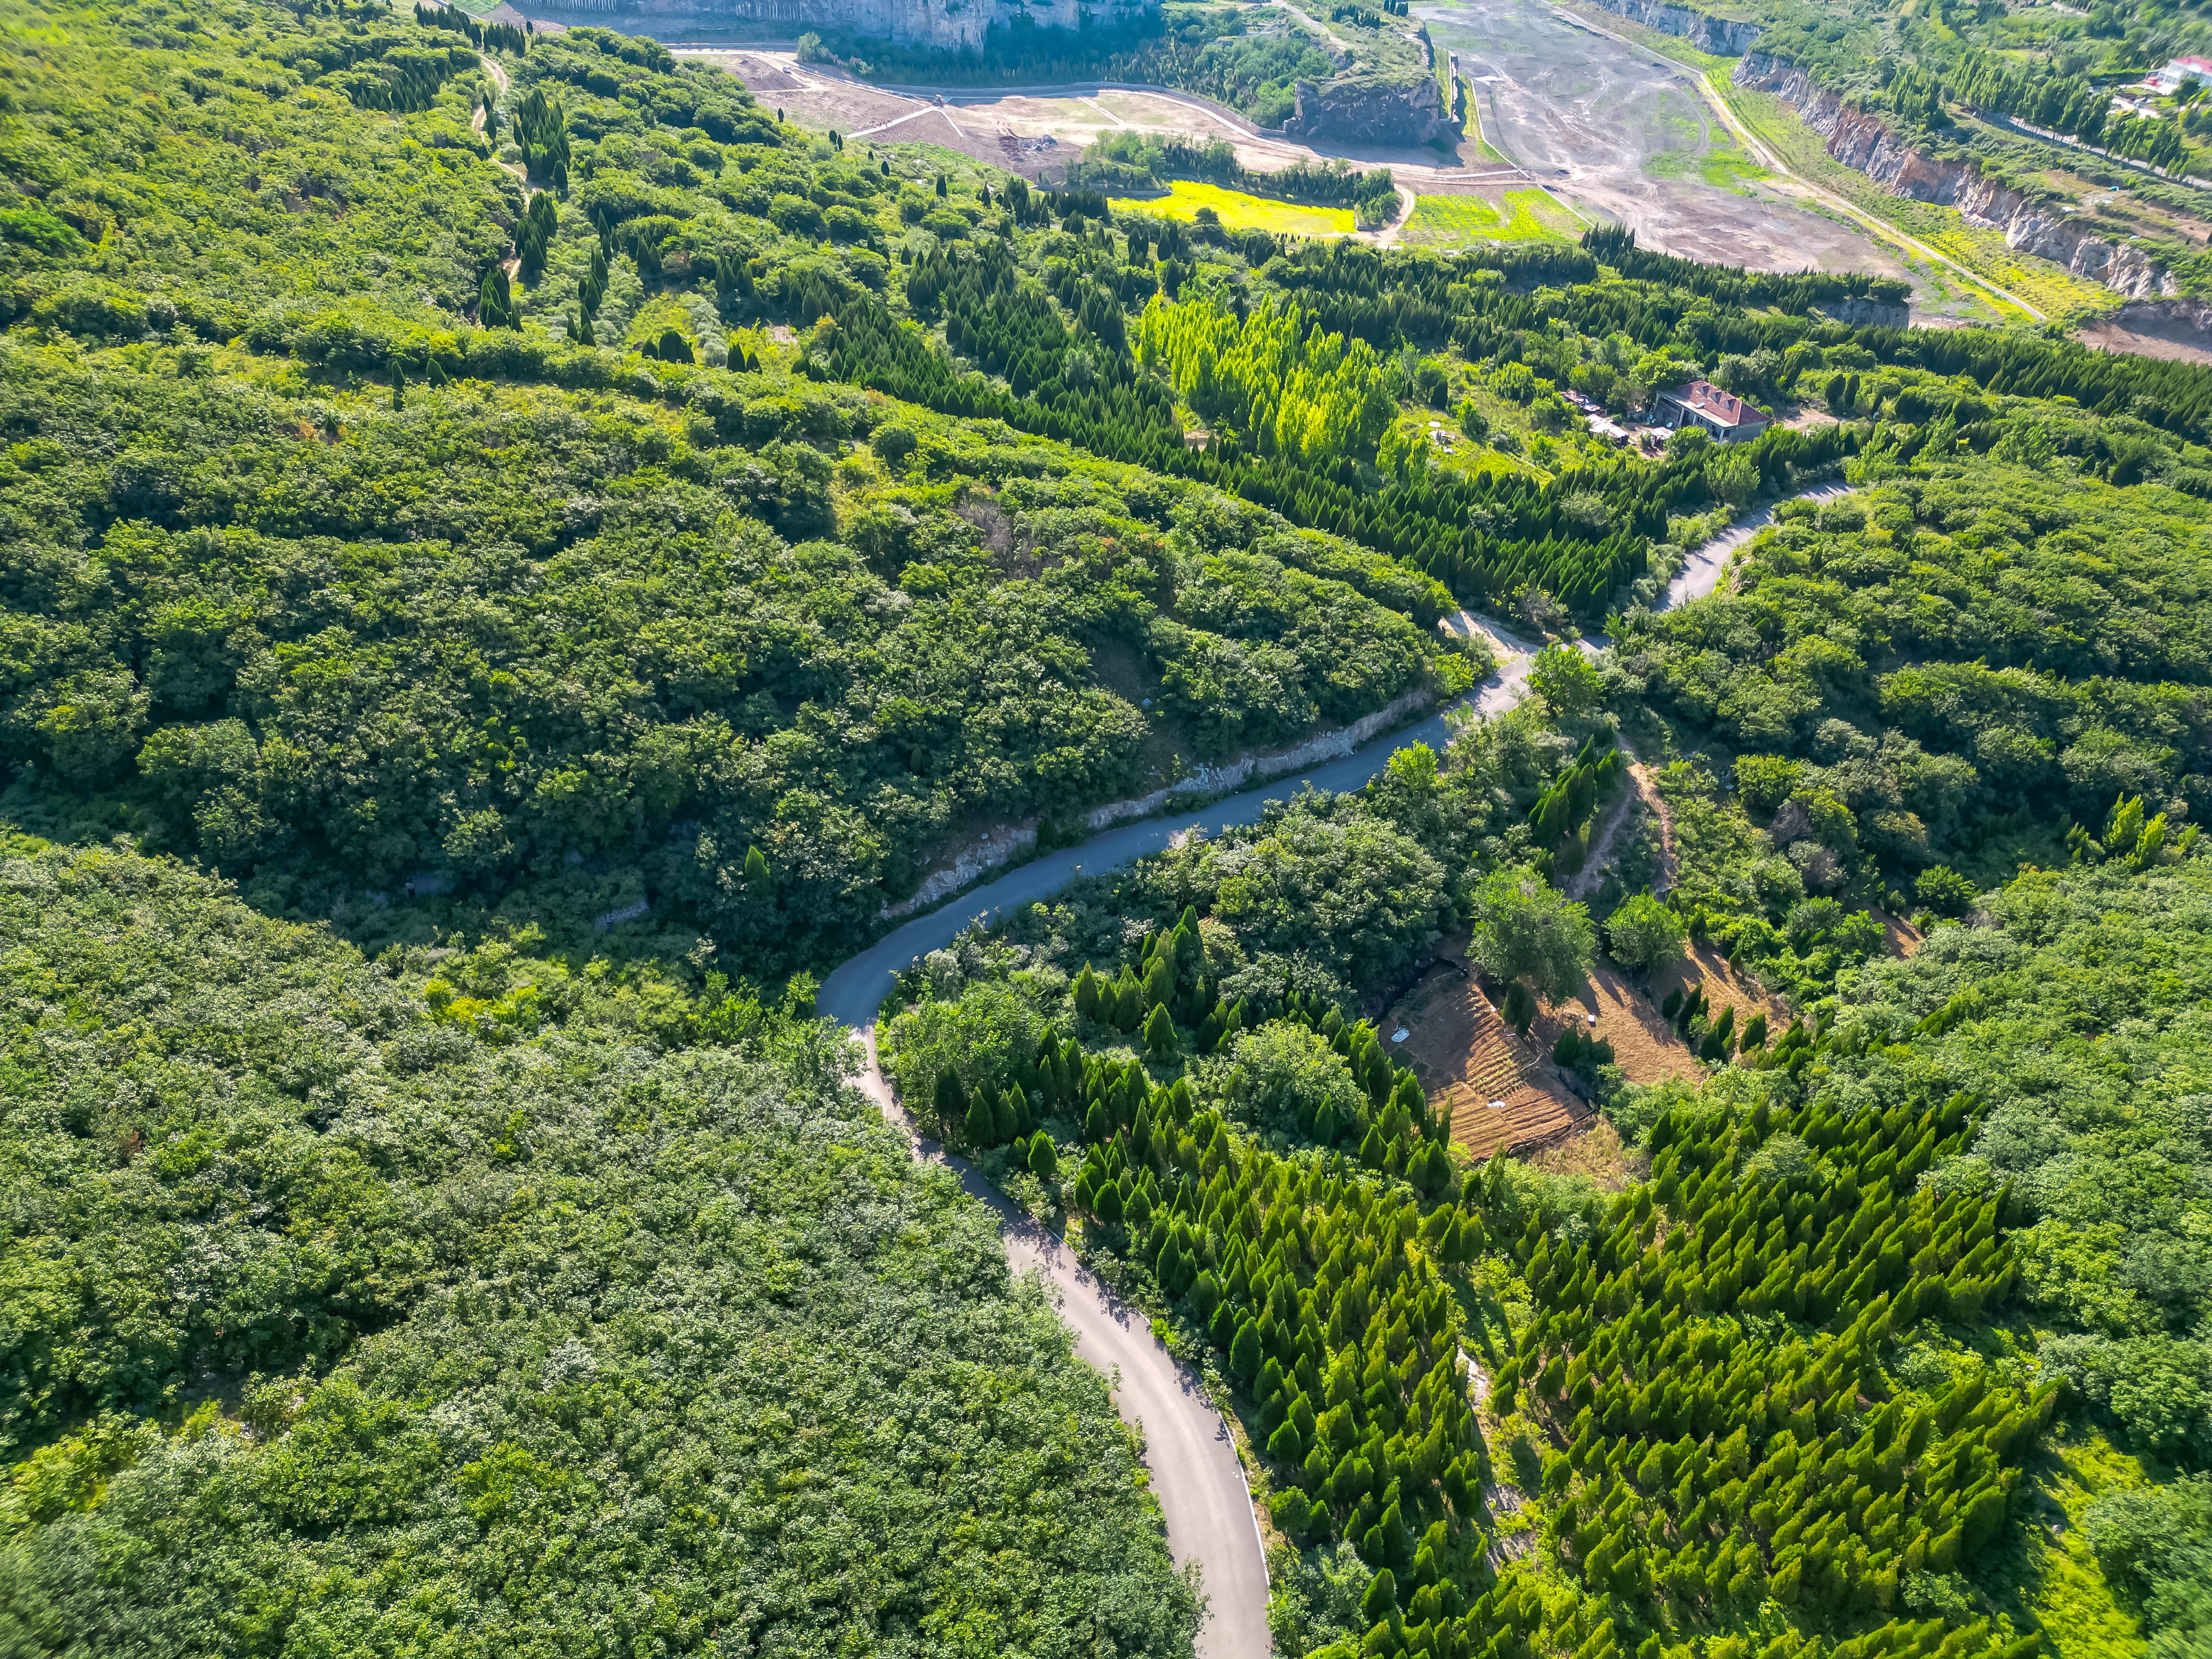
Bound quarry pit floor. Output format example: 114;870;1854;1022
678;49;1533;211
648;0;1960;302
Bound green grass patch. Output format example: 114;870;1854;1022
1466;83;1514;165
1403;189;1579;247
1982;1426;2149;1659
1111;179;1353;235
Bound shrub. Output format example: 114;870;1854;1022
1606;893;1687;974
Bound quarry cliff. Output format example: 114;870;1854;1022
1735;52;2177;300
544;0;1154;52
1576;0;2175;298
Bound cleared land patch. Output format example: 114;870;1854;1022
1403;188;1580;245
1112;178;1355;233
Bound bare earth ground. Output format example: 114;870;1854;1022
1414;0;1915;280
1387;943;1590;1160
680;49;1527;199
1533;961;1701;1086
1870;905;1925;958
2077;313;2212;364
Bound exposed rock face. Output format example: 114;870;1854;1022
1285;72;1443;144
2109;296;2212;336
1735;52;2178;300
1813;296;1910;329
541;0;1153;53
1578;0;1761;57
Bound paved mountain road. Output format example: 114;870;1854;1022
815;481;1846;1659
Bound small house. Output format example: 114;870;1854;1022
1652;381;1771;443
2149;56;2212;94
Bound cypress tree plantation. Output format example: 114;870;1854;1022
1;0;2209;1652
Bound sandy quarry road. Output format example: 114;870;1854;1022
815;481;1847;1656
1417;0;1917;280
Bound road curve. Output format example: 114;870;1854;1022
815;481;1845;1659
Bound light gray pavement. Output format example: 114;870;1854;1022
816;478;1847;1659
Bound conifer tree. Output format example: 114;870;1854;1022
934;1070;966;1130
964;1092;996;1147
1143;1003;1176;1058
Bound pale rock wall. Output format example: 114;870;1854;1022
543;0;1152;53
1735;52;2178;300
875;686;1437;919
1577;0;1760;57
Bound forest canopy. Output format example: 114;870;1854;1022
3;0;2211;1656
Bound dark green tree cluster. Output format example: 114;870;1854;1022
475;261;518;329
934;1065;1040;1150
1262;998;1458;1191
1467;1092;2041;1629
1948;48;2109;143
325;41;478;114
1080;1122;1492;1562
1071;907;1246;1057
413;1;528;55
1529;732;1624;874
511;83;571;189
514;188;559;284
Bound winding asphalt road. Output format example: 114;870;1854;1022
815;481;1844;1659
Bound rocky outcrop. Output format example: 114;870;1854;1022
1735;52;2177;300
2108;296;2212;337
1285;71;1442;145
1813;296;1911;329
538;0;1153;53
1578;0;1762;56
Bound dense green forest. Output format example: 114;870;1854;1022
2;0;2210;1655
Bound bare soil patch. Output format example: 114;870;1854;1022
1528;1118;1644;1192
1388;953;1589;1161
1650;943;1787;1036
1871;905;1925;958
2078;319;2212;364
1531;961;1699;1086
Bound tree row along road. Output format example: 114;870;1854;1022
815;482;1847;1659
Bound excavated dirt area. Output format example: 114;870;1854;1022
1387;948;1590;1161
676;50;1504;185
1415;0;1915;278
2078;312;2212;364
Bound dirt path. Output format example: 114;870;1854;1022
1544;0;2048;319
477;53;537;280
1629;759;1678;893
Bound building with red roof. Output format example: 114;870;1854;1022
1652;380;1771;443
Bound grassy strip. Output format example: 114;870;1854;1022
1402;189;1579;246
